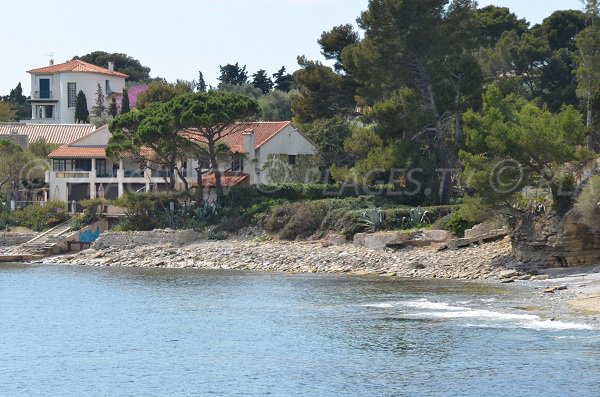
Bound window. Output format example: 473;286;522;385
105;80;111;94
231;156;244;172
52;159;91;172
37;105;54;119
288;155;297;166
67;83;77;108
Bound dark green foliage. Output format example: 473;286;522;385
121;88;130;114
292;57;356;123
218;63;248;86
3;201;69;232
318;24;360;72
74;90;89;123
112;192;191;231
1;82;31;120
70;198;106;230
135;80;193;110
224;183;430;209
257;196;456;240
438;211;476;237
252;69;273;94
91;84;106;117
108;98;118;117
196;71;207;92
300;116;351;158
273;66;293;92
73;51;151;82
476;5;529;48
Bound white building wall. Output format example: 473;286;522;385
253;125;317;184
30;72;126;124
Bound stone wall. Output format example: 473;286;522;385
512;208;600;267
93;229;202;249
0;232;37;247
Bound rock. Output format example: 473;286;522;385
543;285;568;293
531;274;550;281
362;232;406;251
422;230;452;242
411;262;426;270
498;269;520;279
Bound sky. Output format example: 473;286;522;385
0;0;584;95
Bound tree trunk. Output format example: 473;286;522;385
195;157;204;204
208;139;224;199
585;94;593;150
427;83;452;205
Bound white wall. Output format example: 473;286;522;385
30;72;125;124
253;125;317;184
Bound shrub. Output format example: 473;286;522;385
575;175;600;231
442;211;477;237
10;201;69;232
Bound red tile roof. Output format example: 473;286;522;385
48;146;106;158
28;60;129;78
182;121;291;153
192;172;249;187
0;123;97;145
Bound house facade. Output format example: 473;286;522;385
28;60;127;124
46;121;317;203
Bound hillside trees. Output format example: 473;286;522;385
1;83;31;120
460;85;589;216
73;51;151;82
339;0;483;204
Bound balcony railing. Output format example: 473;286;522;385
31;90;54;99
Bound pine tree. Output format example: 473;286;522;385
252;69;273;94
121;88;130;114
218;63;248;86
108;97;118;117
91;84;106;117
74;91;89;123
196;71;207;92
273;66;293;92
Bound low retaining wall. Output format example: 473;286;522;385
94;229;202;249
0;233;37;247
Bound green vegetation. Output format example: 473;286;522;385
0;201;68;232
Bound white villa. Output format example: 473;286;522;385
46;121;317;203
28;59;127;124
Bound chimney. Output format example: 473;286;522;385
49;59;54;66
108;61;114;71
243;129;255;161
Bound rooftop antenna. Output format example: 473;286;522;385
45;52;55;65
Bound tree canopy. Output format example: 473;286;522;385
73;51;151;82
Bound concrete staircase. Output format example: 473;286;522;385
20;222;72;254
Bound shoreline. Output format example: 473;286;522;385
42;237;520;279
7;235;599;327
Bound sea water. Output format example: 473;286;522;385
0;264;599;396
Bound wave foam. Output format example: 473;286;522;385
401;299;594;331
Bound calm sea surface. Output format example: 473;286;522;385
1;263;599;397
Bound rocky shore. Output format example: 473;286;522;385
42;235;532;280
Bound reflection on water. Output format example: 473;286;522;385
0;264;599;397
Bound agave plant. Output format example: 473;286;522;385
359;207;386;233
401;207;432;228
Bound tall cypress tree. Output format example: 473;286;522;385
121;88;130;114
196;71;207;92
108;98;118;117
74;90;89;123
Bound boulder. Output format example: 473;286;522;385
354;232;408;251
